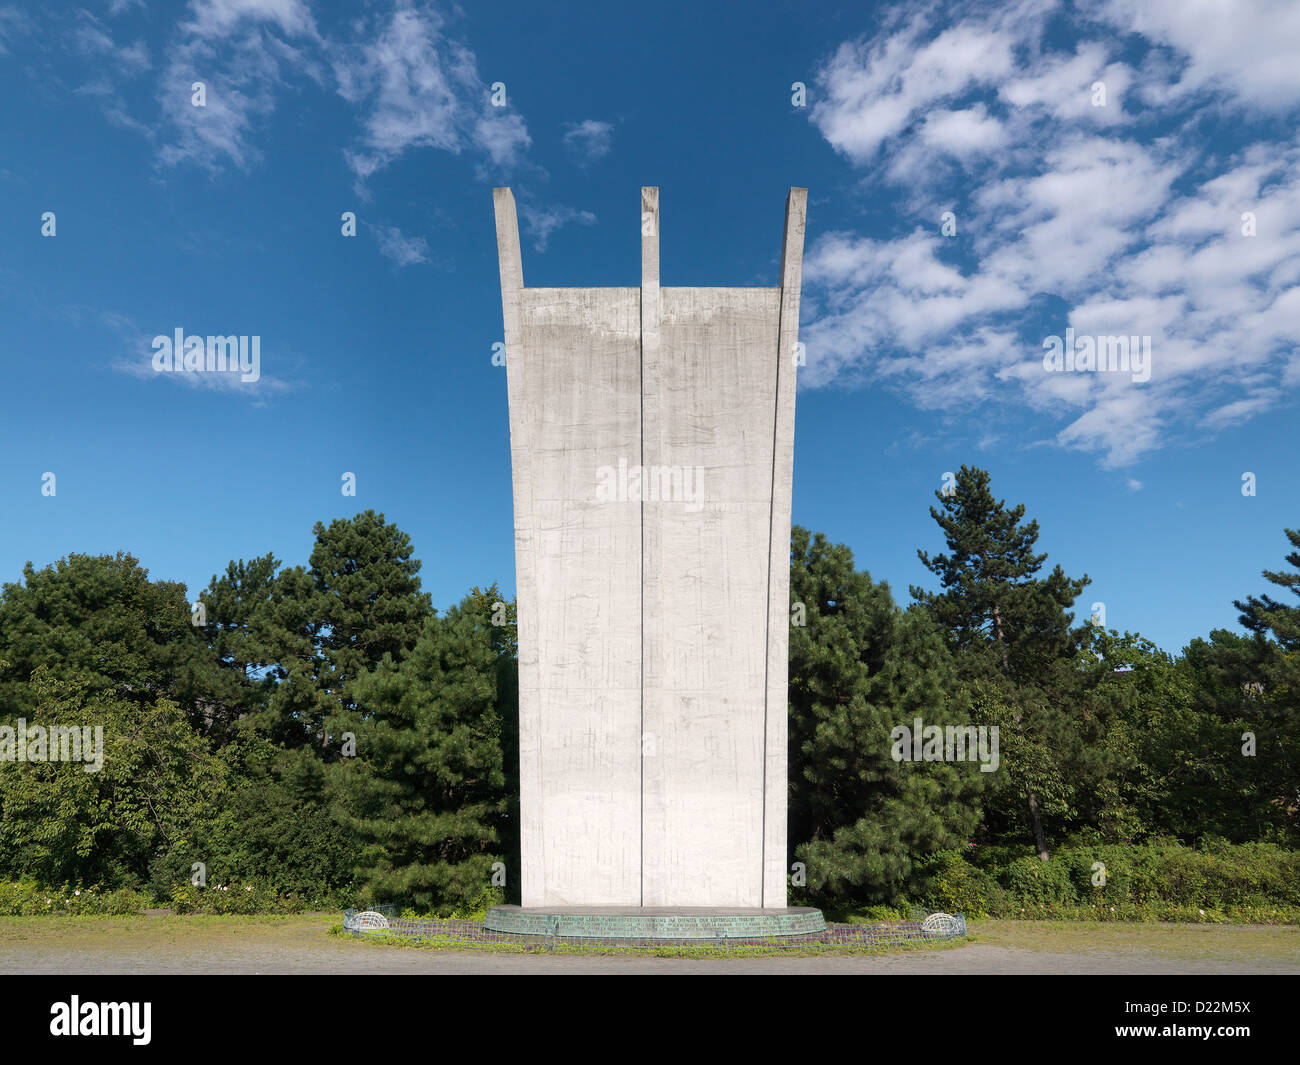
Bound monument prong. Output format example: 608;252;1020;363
492;185;544;908
763;186;807;907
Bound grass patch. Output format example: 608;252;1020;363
969;919;1300;964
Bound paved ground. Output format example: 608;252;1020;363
1;916;1296;974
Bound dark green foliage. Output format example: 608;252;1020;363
912;466;1089;683
312;510;432;711
334;598;507;914
1235;527;1300;654
913;466;1092;859
1176;632;1298;843
788;526;986;905
926;840;1300;919
148;734;356;904
0;492;1297;916
0;666;229;890
463;584;519;903
0;553;221;726
197;556;324;749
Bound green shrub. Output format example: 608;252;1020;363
168;881;315;915
954;841;1300;921
840;904;912;923
0;880;149;916
1002;855;1077;905
920;849;1001;917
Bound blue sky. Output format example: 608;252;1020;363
1;0;1297;655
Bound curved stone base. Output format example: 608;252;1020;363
483;905;826;940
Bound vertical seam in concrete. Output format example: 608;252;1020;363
640;187;659;906
762;295;780;906
639;208;645;907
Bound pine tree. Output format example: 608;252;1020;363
1183;526;1300;842
312;512;430;681
1235;527;1300;655
198;556;325;748
334;598;506;912
912;466;1089;860
464;584;519;902
310;511;432;748
788;527;985;905
195;554;288;741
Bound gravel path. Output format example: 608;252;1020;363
2;917;1296;974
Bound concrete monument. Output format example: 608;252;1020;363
490;186;808;931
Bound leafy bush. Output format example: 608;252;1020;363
0;880;148;916
392;884;506;921
168;881;319;915
1002;855;1077;905
919;841;1300;921
920;849;1003;917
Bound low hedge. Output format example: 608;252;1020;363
921;841;1300;920
0;880;151;916
168;882;329;915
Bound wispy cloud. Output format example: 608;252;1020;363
520;203;596;252
38;1;530;183
181;0;318;40
71;10;151;75
152;0;320;173
0;6;33;56
802;0;1300;468
333;3;530;189
105;311;297;400
1090;0;1300;111
562;119;614;165
372;222;430;267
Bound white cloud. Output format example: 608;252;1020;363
1090;0;1300;111
181;0;317;41
802;2;1300;468
72;12;150;74
999;43;1132;124
475;111;531;168
333;4;530;183
563;119;614;164
811;13;1026;165
0;6;32;55
105;312;295;398
153;0;318;172
1202;392;1280;429
156;41;284;171
372;222;430;267
919;105;1008;157
53;1;530;181
519;203;596;252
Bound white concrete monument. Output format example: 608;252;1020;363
493;186;806;917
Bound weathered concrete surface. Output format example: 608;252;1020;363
643;285;781;906
494;187;806;908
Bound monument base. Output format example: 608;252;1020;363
483;905;826;941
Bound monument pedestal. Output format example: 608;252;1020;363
483;905;826;941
